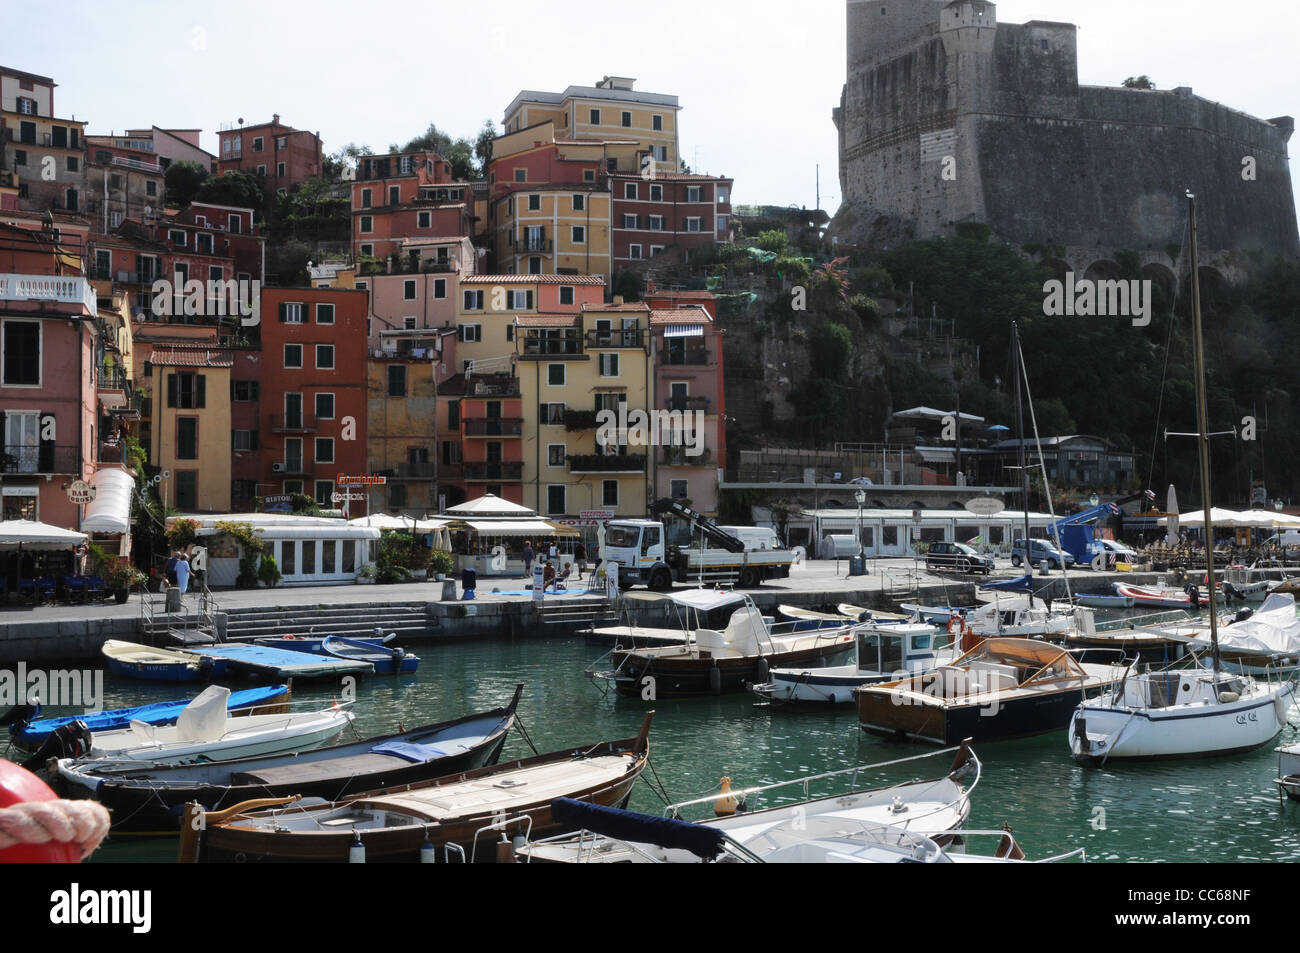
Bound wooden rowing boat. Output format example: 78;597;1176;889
179;713;654;863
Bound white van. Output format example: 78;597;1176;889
717;526;784;552
1264;531;1300;547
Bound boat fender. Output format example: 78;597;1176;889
0;759;109;863
708;666;721;695
714;778;738;816
1218;691;1240;704
420;834;436;864
756;659;769;684
349;832;365;864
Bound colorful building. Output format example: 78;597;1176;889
0;66;88;215
218;115;323;195
351;152;474;263
258;287;369;510
609;172;733;271
143;343;233;512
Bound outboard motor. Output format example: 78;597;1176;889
1184;584;1202;610
1;702;41;736
1223;582;1244;603
1231;607;1254;625
197;655;216;679
20;720;93;771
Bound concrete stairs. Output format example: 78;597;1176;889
222;602;433;642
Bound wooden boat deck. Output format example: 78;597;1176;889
232;753;410;785
357;755;633;820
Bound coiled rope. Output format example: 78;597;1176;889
0;799;110;859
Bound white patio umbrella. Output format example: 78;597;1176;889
0;520;88;550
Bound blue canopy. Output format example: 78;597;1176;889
550;798;727;860
981;574;1036;593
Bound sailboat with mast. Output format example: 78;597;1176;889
1069;193;1298;763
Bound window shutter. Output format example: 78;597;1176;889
196;374;206;408
527;291;534;310
250;430;258;451
278;302;287;323
167;374;178;408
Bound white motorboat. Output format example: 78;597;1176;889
1277;743;1300;802
1157;593;1300;677
61;685;353;767
1069;192;1300;765
751;622;958;707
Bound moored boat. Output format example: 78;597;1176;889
856;637;1126;745
178;713;655;863
101;640;226;682
57;686;523;833
322;635;420;675
1114;583;1193;610
1074;593;1136;610
1278;743;1300;802
2;685;291;752
590;590;856;697
752;622;957;707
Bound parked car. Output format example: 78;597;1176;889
925;541;995;575
1091;539;1138;566
1011;538;1075;569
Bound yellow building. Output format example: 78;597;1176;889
503;77;680;176
366;353;439;516
516;301;650;519
145;346;232;512
492;186;612;279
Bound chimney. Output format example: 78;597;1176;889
613;295;625;306
646;279;657;294
272;113;280;125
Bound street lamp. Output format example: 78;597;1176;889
855;488;866;556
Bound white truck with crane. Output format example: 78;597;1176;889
602;499;798;591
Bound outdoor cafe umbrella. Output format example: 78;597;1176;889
0;520;88;550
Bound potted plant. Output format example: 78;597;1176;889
358;563;377;585
258;554;282;589
106;564;148;604
429;549;453;582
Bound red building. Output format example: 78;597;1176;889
351;152;475;263
258;287;368;510
218;116;323;195
609;172;732;270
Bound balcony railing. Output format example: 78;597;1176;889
270;414;318;433
275;461;311;476
438;463;463;480
464;461;523;482
465;378;521;398
111;155;162;173
586;329;645;349
664;395;712;412
0;274;96;315
518;237;553;252
564;410;601;432
660;348;710;366
520;332;584;358
568;453;647;474
394;461;436;479
2;445;80;475
98;364;129;391
464;418;523;438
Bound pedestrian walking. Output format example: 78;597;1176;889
522;540;535;580
574;542;588;581
548;539;558;562
165;552;179;588
175;551;192;596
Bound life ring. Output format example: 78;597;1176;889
947;615;961;635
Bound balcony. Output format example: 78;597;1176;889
660;348;710;366
394;461;436;479
519;331;584;359
98;364;129;392
270;414;318;433
439;463;464;481
586;329;645;349
568;453;647;474
0;274;97;316
664;395;712;412
517;238;553;253
111;155;162;173
564;410;600;432
465;378;521;398
2;445;80;475
274;461;312;477
464;461;523;482
464;417;523;438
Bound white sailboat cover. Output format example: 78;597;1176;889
1180;594;1300;658
174;685;232;742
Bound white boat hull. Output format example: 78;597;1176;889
754;665;893;705
1071;679;1296;762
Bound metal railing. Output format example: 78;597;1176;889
660;349;710;366
394;461;436;479
664;395;711;412
568;453;647;473
586;329;645;348
2;444;80;475
464;461;523;481
270;414;318;433
464;417;524;438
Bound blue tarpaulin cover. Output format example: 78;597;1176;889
550;797;727;859
370;740;449;763
981;574;1036;593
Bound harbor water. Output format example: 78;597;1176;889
6;631;1297;864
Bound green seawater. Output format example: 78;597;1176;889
7;635;1299;863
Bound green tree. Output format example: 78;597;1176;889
756;229;788;255
324;142;370;181
196;171;265;218
473;120;497;176
164;160;210;208
1122;76;1156;90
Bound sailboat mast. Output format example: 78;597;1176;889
1013;322;1031;555
1187;192;1222;678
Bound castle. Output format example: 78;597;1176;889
833;0;1300;276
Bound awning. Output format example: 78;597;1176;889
82;468;135;534
663;325;704;338
460;519;581;538
0;520;88;550
915;447;957;464
666;588;748;612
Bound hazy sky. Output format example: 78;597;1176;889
14;0;1299;223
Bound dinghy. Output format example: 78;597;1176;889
178;714;654;863
57;686;523;833
322;635;420;675
63;685;352;765
101;640;226;682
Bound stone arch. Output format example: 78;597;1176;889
1083;259;1123;283
1041;258;1071;282
1141;262;1177;309
908;501;927;512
